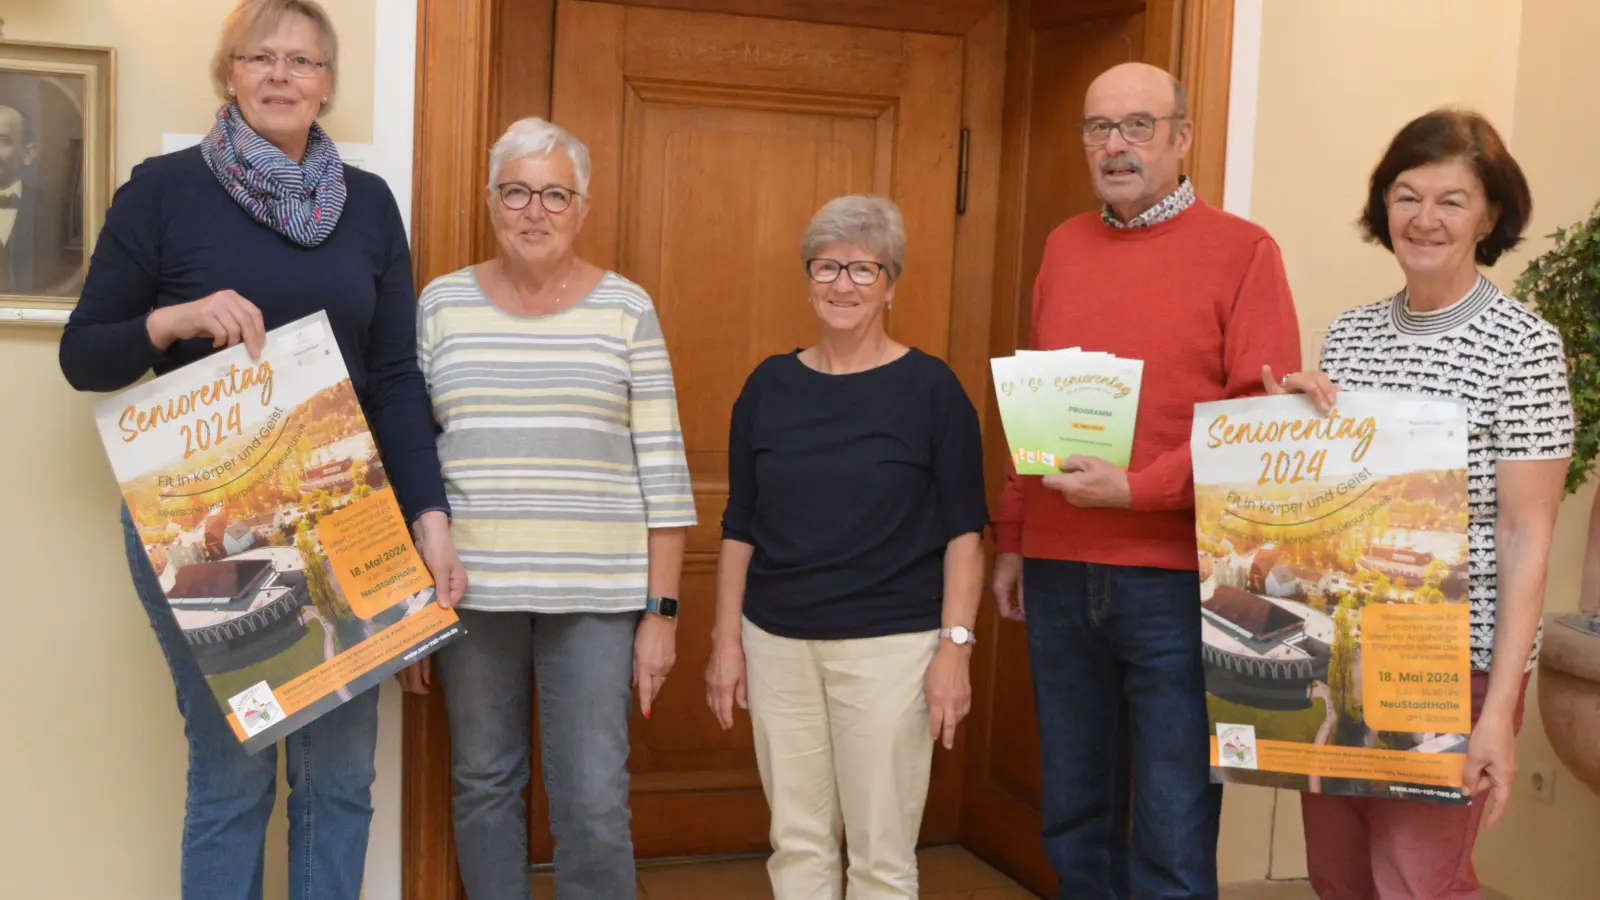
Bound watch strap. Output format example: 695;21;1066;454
940;626;976;645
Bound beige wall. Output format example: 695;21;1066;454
1252;0;1523;355
1246;1;1600;897
1474;0;1600;897
0;2;375;898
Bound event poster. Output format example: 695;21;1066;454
990;349;1143;474
95;311;462;753
1191;392;1473;803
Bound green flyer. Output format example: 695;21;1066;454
990;349;1143;474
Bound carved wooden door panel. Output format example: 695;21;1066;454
545;0;963;858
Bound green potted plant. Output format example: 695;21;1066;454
1514;197;1600;796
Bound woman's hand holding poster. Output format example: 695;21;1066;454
93;311;461;754
1191;391;1473;804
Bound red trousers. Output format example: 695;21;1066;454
1302;671;1528;900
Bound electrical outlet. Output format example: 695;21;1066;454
1526;761;1557;805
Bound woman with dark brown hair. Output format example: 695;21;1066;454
1266;109;1572;898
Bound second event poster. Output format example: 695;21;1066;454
1191;392;1473;804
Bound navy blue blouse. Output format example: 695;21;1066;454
722;349;990;640
59;146;448;522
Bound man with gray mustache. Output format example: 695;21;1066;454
990;62;1301;900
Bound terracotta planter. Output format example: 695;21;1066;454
1537;611;1600;796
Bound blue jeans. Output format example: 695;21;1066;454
122;507;379;900
1023;559;1223;900
436;608;638;900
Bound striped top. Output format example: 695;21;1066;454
417;267;697;613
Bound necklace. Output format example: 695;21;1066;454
526;276;571;313
496;259;577;315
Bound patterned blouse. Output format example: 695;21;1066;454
417;268;697;613
1319;275;1574;671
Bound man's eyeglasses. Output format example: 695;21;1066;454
1079;115;1184;147
495;183;581;214
806;258;888;286
235;54;329;79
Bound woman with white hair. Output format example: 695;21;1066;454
59;2;463;897
416;117;695;898
703;195;989;899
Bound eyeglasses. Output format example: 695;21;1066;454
1079;115;1184;147
234;54;329;79
806;258;888;286
495;183;580;214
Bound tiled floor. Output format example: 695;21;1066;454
531;846;1319;899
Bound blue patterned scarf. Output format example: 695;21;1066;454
201;103;347;247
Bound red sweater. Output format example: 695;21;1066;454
993;200;1301;570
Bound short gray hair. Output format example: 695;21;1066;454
1171;76;1189;119
212;0;339;113
799;195;906;281
488;118;592;195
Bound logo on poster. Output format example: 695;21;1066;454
1217;724;1258;770
229;680;287;738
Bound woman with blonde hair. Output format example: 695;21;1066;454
59;2;463;897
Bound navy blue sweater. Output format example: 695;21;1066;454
59;146;448;522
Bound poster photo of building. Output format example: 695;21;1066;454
1192;392;1474;803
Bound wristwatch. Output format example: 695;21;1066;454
645;596;679;620
940;625;976;646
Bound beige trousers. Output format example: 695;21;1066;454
742;617;941;900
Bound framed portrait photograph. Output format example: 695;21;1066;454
0;40;114;316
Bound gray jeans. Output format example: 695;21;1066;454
437;608;638;900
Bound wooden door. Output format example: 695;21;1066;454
540;0;964;860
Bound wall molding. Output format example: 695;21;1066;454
365;1;418;897
1222;0;1262;217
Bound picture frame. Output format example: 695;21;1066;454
0;39;114;322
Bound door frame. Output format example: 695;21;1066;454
404;1;1233;897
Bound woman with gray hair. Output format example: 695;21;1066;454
416;116;694;898
704;194;988;899
59;1;463;897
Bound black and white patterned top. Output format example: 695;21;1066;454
1101;175;1196;228
1320;274;1574;671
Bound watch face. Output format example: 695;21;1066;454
653;597;679;617
950;626;970;643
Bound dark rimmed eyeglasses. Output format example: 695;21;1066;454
806;258;888;286
234;54;329;78
1079;114;1184;147
495;183;582;213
